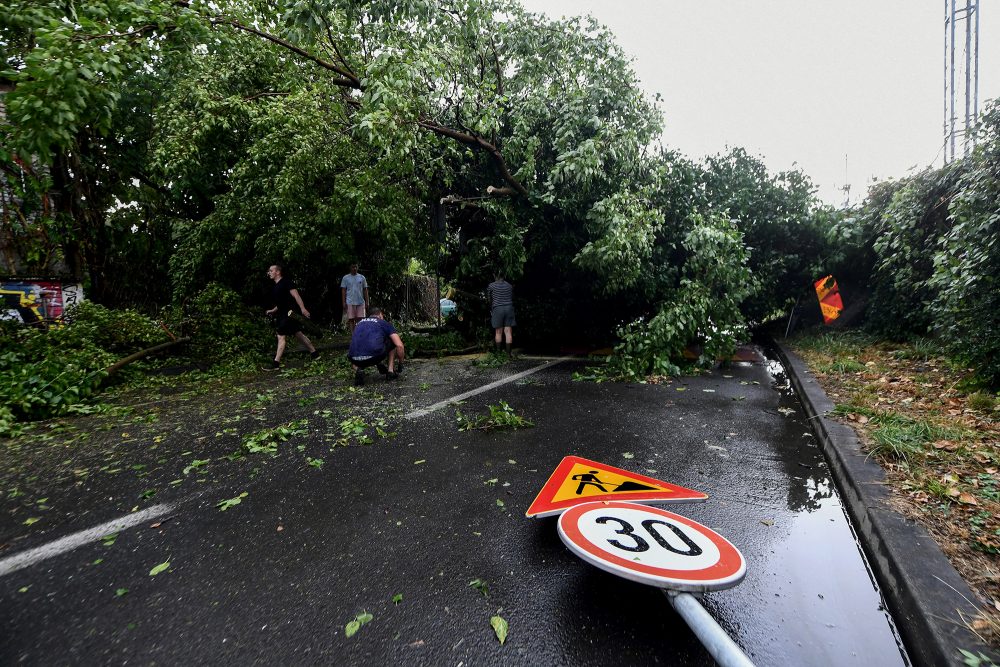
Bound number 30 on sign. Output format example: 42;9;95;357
557;501;746;593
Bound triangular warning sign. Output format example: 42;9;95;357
525;456;708;518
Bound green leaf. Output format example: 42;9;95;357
469;578;489;597
345;611;373;637
392;593;403;605
23;517;41;525
149;560;170;576
102;533;118;547
216;492;249;511
115;588;128;597
490;614;508;645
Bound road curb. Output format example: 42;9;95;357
773;340;996;667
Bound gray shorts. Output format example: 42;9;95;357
491;305;516;328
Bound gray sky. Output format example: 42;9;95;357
519;1;999;205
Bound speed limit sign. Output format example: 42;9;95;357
557;501;746;593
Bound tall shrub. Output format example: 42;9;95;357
931;102;1000;385
865;165;965;339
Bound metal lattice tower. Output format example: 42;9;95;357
944;0;981;163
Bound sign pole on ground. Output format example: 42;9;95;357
664;590;755;667
556;500;755;667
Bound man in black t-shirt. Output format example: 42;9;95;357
265;264;318;370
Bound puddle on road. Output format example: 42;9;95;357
764;358;794;395
743;349;911;665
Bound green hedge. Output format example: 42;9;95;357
0;303;168;434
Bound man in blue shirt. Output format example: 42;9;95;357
347;307;405;385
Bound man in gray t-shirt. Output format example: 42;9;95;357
340;263;369;334
487;274;515;357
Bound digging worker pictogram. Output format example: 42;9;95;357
573;470;610;495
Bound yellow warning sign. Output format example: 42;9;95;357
526;456;708;518
551;462;673;502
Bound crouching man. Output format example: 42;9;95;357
346;307;405;386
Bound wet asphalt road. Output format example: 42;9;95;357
0;352;910;665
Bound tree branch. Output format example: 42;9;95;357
104;337;192;379
416;119;528;198
209;17;361;89
489;37;504;97
316;8;357;81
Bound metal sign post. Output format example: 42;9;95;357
665;590;755;667
557;501;755;666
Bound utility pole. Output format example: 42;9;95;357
944;0;981;163
841;154;851;208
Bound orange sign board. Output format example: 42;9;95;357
814;275;844;324
525;456;708;518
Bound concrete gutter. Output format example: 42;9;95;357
773;340;997;667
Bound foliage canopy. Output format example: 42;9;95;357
6;0;998;387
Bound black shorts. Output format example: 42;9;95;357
491;305;516;328
275;316;302;336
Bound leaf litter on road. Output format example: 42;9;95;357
345;611;373;638
490;614;508;645
149;560;170;576
469;578;489;597
216;492;248;511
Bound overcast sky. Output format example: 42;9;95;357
519;1;999;206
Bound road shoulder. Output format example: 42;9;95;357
774;340;996;666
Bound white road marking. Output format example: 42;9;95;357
0;503;174;578
405;355;575;419
0;357;574;577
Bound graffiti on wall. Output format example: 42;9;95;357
0;280;85;327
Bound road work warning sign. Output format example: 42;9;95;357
525;455;707;518
814;274;844;324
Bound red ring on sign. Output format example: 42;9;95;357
559;501;744;582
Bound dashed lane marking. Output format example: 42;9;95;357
0;503;174;578
405;355;575;419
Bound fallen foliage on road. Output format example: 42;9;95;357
791;331;999;647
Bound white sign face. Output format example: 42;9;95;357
558;501;746;592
